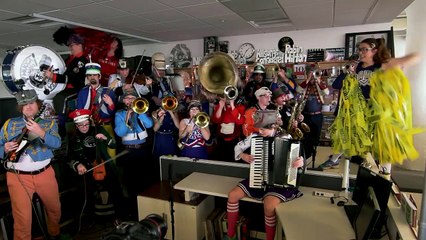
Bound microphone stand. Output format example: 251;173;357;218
168;164;175;240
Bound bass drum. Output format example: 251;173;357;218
1;45;66;101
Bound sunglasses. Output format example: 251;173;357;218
357;47;373;53
76;123;90;127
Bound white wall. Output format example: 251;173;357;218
0;22;394;98
124;23;392;60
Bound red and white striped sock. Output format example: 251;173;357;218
227;201;239;238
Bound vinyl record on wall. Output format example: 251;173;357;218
278;36;294;53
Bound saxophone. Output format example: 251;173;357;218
286;98;310;140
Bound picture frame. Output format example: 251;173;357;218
203;36;218;56
344;29;394;59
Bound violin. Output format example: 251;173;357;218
125;71;146;85
92;125;107;181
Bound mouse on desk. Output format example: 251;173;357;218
330;196;348;206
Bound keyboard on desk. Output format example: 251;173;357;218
344;204;359;226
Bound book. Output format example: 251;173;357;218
205;208;222;240
400;192;418;228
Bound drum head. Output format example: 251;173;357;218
1;45;66;100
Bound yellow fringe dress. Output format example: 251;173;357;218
367;68;422;164
329;74;372;157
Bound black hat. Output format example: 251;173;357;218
67;34;84;46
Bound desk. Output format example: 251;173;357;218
173;172;261;203
275;186;355;240
174;172;356;240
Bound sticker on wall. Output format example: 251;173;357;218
170;44;192;68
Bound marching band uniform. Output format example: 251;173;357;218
211;98;246;161
152;109;180;160
114;88;154;220
242;64;272;107
0;90;63;240
68;109;125;224
298;69;329;160
178;101;210;159
77;62;117;160
227;122;303;240
242;87;274;137
48;34;88;137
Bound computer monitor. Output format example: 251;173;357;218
352;166;392;238
354;186;381;240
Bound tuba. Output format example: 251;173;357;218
199;52;239;98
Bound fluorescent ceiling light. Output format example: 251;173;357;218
31;13;163;43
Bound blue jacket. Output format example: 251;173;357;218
77;85;117;120
0;117;61;161
114;110;153;145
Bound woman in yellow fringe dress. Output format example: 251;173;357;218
329;37;420;176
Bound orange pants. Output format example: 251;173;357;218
6;166;61;240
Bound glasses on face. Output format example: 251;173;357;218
357;47;373;53
76;123;90;128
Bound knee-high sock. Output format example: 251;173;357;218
227;201;239;237
265;215;276;240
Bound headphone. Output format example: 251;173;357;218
330;196;348;206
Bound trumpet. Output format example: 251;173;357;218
341;61;357;75
312;69;323;79
152;96;178;121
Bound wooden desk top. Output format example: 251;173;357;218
173;172;261;203
175;172;355;239
276;186;355;240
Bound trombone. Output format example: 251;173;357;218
152;95;179;121
125;97;149;129
177;112;210;149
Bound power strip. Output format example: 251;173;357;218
313;190;335;198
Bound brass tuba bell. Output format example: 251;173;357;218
199;52;239;95
132;97;149;114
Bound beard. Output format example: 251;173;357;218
90;79;98;85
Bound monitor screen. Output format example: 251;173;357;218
355;186;381;240
352;166;392;238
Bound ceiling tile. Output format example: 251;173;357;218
101;0;172;14
139;9;193;23
157;0;217;8
178;2;234;18
63;3;131;21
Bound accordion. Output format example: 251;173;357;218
249;136;300;188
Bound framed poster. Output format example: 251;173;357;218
204;36;218;56
344;29;394;59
